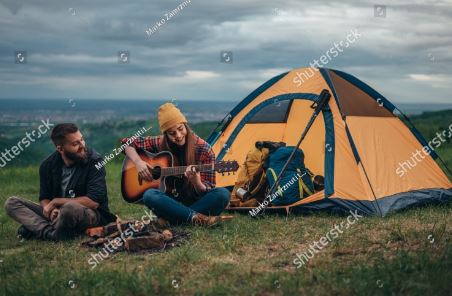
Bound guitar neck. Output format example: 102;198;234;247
161;164;214;177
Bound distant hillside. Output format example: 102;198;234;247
0;120;218;167
0;110;451;176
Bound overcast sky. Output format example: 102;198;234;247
0;0;451;103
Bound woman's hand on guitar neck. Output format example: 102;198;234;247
136;160;153;183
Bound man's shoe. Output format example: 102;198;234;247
16;225;34;240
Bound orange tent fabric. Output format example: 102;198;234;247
207;67;452;216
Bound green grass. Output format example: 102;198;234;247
0;162;451;295
0;111;451;295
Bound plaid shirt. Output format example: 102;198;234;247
121;135;216;196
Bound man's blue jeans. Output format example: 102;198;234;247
142;188;230;224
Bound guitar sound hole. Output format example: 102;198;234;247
152;166;161;179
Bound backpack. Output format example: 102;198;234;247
230;141;285;206
266;146;314;206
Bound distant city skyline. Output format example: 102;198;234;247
0;0;451;103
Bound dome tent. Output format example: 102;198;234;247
207;67;452;216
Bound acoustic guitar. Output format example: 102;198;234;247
121;150;239;203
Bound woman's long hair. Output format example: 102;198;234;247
159;123;197;196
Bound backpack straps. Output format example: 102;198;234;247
250;171;267;196
297;168;313;197
267;168;282;194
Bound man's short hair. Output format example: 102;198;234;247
51;123;79;146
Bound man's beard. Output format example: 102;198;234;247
64;147;89;165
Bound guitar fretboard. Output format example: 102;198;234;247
161;164;215;176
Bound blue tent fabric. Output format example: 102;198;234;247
293;188;452;216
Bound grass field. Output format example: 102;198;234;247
0;111;451;295
0;161;451;295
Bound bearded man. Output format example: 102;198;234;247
4;123;116;241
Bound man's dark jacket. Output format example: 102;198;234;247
39;148;116;225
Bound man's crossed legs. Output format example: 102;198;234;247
4;196;99;241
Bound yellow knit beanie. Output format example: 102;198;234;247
158;103;188;133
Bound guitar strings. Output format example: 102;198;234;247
161;163;216;176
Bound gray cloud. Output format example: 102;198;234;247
0;0;451;103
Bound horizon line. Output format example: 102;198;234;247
0;98;451;105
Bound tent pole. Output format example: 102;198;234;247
259;89;331;216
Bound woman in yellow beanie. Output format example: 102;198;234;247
121;103;231;226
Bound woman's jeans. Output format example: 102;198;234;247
142;187;230;224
